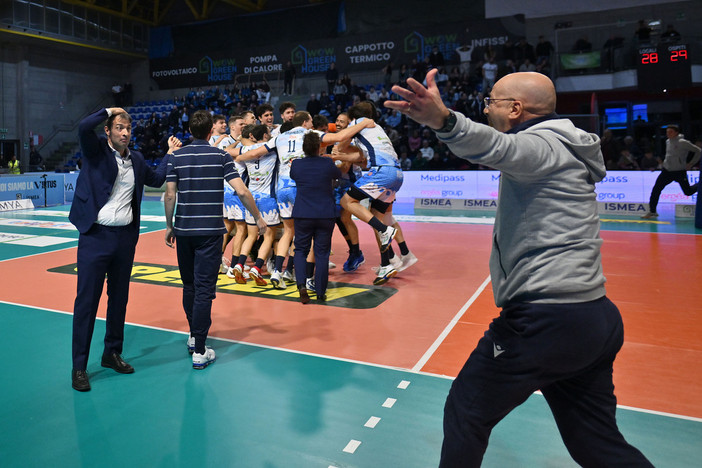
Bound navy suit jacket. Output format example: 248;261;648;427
290;156;342;219
69;109;170;234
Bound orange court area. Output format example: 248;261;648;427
1;221;700;419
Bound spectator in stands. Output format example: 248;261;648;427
283;61;296;96
635;19;652;44
429;46;445;68
455;44;474;75
367;86;379;103
256;79;271;103
399;151;412;171
419;139;435;160
639;150;661;171
515;37;535;64
326;62;339;95
600;129;620;169
408;129;422;156
660;24;681;42
573;36;592;53
535;35;554;67
306;93;322;117
519;58;536;72
603;35;625;72
482;56;498;93
333;80;349;106
382;61;393;90
29;146;44;171
616;148;639;170
398;64;409;85
385;109;402;129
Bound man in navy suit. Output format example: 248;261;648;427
291;132;342;303
69;107;179;391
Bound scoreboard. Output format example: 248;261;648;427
637;43;691;92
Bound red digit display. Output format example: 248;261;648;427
671;49;687;61
641;52;658;64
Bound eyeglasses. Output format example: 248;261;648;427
483;97;516;107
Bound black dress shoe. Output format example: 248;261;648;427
317;294;327;302
101;352;134;374
72;369;91;392
299;287;310;304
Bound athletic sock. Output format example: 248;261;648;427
387;246;395;259
255;258;264;270
368;216;387;233
335;217;349;236
285;257;295;273
398;241;409;256
275;255;285;272
380;250;390;267
237;254;248;267
350;243;360;255
306;261;315;278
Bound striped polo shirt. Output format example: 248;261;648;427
167;139;240;236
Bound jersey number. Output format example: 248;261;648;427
287;140;296;153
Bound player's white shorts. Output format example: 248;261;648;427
276;186;297;219
245;193;281;226
223;184;245;221
353;166;403;203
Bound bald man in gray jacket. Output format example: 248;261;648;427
386;70;653;468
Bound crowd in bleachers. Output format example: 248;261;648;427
60;33;695;173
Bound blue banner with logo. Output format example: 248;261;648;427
0;174;65;206
150;16;525;89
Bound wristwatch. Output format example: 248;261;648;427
435;110;457;133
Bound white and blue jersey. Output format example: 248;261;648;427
269;127;324;218
241;142;278;197
223;142;246;221
350;117;400;169
348;118;403;203
240;142;280;226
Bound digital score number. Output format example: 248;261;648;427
637;44;691;92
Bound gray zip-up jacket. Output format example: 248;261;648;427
437;113;607;307
662;134;701;171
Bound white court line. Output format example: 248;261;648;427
393;214;495;225
397;380;410;389
364;416;381;428
342;439;361;454
412;275;492;372
382;398;397;408
3;300;701;424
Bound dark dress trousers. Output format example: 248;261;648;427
291;156;342;297
69;108;169;370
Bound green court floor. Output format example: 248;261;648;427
2;304;700;468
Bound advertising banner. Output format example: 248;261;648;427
395;170;699;205
0;174;64;206
150;16;525;89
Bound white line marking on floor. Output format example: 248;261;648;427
364;416;381;428
394;214;495;225
398;380;410;389
412;275;492;372
0;218;75;229
7;235;75;247
382;398;396;408
3;300;700;423
342;439;361;453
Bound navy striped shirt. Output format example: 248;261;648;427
167;140;239;236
